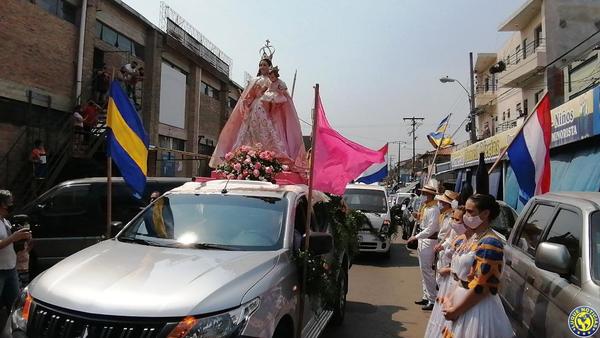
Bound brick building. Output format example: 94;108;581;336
0;0;242;204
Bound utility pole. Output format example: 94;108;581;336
389;140;407;183
469;52;477;143
403;117;424;180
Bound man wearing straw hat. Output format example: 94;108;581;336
435;190;460;249
407;183;439;311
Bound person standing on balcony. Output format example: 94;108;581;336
0;190;32;310
129;67;144;108
93;64;111;107
120;61;138;104
30;140;47;179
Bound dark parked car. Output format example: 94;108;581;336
13;177;190;275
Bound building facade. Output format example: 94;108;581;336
0;0;242;203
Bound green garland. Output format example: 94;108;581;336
293;195;362;307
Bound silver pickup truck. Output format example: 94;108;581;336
6;180;350;338
500;192;600;338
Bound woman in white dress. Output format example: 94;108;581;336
441;194;514;338
424;206;466;337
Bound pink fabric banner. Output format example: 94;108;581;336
312;94;387;195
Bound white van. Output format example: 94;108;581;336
343;184;392;258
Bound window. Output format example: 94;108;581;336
514;204;555;256
343;189;388;214
591;211;600;283
43;185;90;215
523;39;528;59
201;82;219;98
37;0;78;24
503;111;506;121
515;45;521;64
485;78;490;92
228;97;237;109
159;135;186;151
523;99;529;116
534;25;543;48
535;90;544;103
543;209;582;280
96;21;145;58
516;103;522;116
507;108;511;119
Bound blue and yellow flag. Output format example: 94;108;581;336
107;81;149;197
427;114;454;149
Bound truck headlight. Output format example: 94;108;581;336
11;287;32;332
168;298;260;338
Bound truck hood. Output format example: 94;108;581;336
30;240;279;317
364;212;387;230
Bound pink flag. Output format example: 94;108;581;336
312;94;387;195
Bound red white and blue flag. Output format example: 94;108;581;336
507;93;551;204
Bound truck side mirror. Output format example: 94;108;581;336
110;221;124;237
306;232;333;255
535;242;571;276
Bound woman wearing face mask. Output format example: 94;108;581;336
0;190;32;312
441;194;514;338
424;205;466;337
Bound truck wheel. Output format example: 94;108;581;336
272;317;293;338
383;248;391;259
331;267;347;326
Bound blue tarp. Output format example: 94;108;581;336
506;143;600;211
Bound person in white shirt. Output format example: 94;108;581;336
407;184;440;310
0;190;32;310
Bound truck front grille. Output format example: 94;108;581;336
27;302;169;338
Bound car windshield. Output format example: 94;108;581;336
343;189;387;213
118;194;287;251
591;211;600;282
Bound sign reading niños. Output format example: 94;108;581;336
451;128;517;169
550;86;595;147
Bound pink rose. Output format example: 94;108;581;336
233;163;242;171
248;150;257;157
224;152;234;161
237;174;244;180
265;166;273;174
240;145;251;153
244;158;252;164
253;169;260;177
254;162;262;170
255;143;263;149
243;170;249;175
227;174;235;180
282;165;289;171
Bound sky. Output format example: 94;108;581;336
123;0;524;163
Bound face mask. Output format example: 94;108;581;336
451;220;466;234
463;214;483;229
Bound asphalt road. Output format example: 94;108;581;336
322;238;430;338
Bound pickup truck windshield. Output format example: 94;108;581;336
344;189;387;213
118;194;287;251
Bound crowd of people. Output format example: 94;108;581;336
407;183;514;338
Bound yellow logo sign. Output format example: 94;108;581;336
569;306;599;337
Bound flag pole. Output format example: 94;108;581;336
106;69;116;238
291;69;298;99
427;113;452;183
297;83;319;338
487;91;548;175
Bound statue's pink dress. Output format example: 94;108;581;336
209;75;307;172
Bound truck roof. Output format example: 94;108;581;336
170;180;309;196
536;192;600;210
345;183;387;192
56;177;191;185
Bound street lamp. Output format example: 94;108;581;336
440;52;478;143
439;76;471;100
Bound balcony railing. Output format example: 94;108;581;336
499;38;546;87
475;84;498;107
496;120;518;133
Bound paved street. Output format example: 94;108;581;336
322;238;430;338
